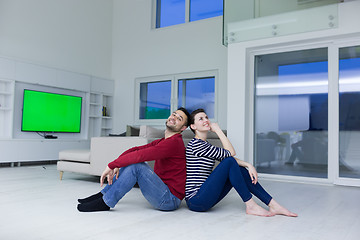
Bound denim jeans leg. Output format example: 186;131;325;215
101;166;132;195
101;163;181;210
101;176;117;195
101;165;138;208
136;163;181;211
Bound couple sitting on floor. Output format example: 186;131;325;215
78;108;297;217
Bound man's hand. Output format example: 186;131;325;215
114;168;120;179
100;166;115;187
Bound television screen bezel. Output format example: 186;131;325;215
21;89;83;133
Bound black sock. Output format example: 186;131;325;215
78;192;103;204
77;197;110;212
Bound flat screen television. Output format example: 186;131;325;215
21;89;82;133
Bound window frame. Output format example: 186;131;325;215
134;70;218;126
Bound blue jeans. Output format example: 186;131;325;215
186;157;272;212
101;162;181;211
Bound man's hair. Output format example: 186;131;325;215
189;108;205;133
177;107;191;127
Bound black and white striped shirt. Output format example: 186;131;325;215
185;138;231;200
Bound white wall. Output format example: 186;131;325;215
0;0;229;134
0;0;114;162
0;0;113;79
111;0;228;132
227;1;360;162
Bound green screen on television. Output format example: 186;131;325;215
21;89;82;133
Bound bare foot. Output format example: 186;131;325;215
268;199;298;217
245;199;275;217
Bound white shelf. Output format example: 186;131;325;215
0;79;14;139
88;92;113;137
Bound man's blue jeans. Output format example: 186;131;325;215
101;162;181;211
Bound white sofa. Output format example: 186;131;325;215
57;125;224;180
57;137;148;179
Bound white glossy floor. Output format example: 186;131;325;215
0;164;359;240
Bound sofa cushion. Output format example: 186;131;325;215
139;126;225;140
183;130;225;139
126;125;140;136
59;149;91;163
181;129;195;139
139;125;164;138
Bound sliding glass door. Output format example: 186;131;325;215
254;48;329;178
253;42;360;186
338;45;360;181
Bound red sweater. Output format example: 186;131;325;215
107;134;186;200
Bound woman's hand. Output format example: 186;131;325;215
212;122;236;156
100;166;115;187
235;157;258;184
247;164;258;184
210;122;221;133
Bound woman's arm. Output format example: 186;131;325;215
210;122;236;156
234;157;258;184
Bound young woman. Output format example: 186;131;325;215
185;109;297;217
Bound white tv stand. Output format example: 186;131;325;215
0;139;90;163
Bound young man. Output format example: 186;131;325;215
77;107;190;212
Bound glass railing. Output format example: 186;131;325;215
223;0;341;46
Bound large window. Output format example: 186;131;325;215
178;77;215;117
140;81;171;119
155;0;223;28
156;0;185;28
190;0;223;22
135;71;217;124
